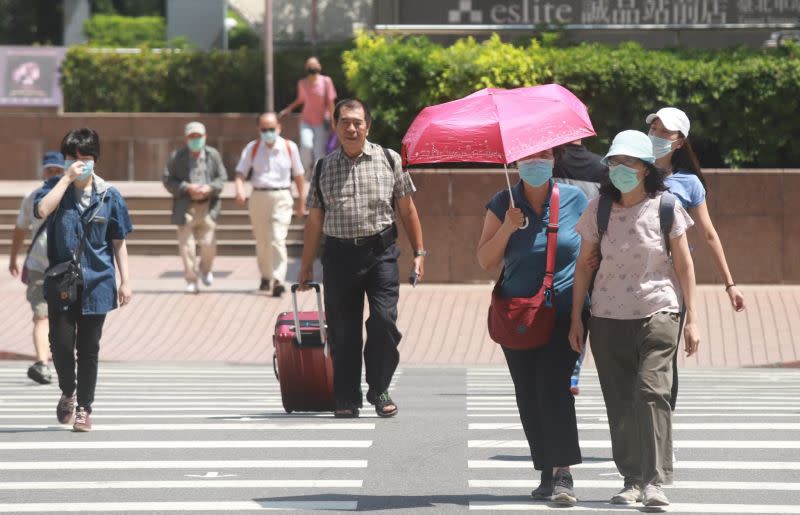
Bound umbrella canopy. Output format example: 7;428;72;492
402;84;596;167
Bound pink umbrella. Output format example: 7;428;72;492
402;84;596;210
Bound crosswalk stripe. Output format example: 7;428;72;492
0;501;359;512
468;501;800;513
468;440;800;449
0;480;363;490
0;406;287;412
0;401;283;407
0;413;378;419
469;412;800;418
467;405;800;411
1;395;282;400
469;422;800;430
468;460;800;470
0;460;368;470
0;440;373;450
469;479;800;491
466;400;800;406
0;422;375;431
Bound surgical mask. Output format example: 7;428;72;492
609;164;642;193
187;137;205;152
307;68;320;75
65;159;94;180
649;135;674;159
517;158;553;187
260;129;277;144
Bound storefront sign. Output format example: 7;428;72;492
0;47;66;107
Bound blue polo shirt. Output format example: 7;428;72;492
665;170;706;209
486;180;588;315
34;176;133;315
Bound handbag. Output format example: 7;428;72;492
44;189;107;310
487;183;560;350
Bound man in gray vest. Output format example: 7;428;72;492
163;122;227;294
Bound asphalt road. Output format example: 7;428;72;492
0;362;799;513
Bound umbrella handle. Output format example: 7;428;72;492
503;163;528;230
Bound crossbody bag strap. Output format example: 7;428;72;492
542;182;560;291
73;188;108;263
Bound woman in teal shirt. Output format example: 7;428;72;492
477;146;588;506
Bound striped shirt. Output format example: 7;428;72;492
307;141;415;239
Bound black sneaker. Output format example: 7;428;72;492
272;281;286;298
259;278;271;291
550;469;577;506
27;361;52;385
531;468;553;500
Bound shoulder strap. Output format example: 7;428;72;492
542;183;560;294
659;191;676;257
382;147;397;210
314;158;325;211
25;217;49;257
250;140;260;161
74;188;108;262
596;193;613;243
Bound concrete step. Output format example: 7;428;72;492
0;239;305;257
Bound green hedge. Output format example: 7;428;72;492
83;15;167;47
62;42;352;115
343;33;800;168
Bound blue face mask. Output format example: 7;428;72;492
609;164;642;193
260;129;277;144
517;158;553;187
649;135;674;159
66;158;94;180
187;137;205;152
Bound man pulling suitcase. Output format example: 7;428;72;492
297;98;426;418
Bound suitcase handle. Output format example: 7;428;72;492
290;282;327;350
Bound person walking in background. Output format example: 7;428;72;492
34;128;133;432
234;112;305;296
163;122;227;294
8;151;65;384
298;99;425;419
553;139;607;395
278;57;337;175
569;130;700;508
478;146;588;506
646;107;745;413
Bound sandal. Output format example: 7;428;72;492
373;392;398;418
334;406;359;418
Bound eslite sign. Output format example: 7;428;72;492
391;0;800;26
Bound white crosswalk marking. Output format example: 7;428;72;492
467;367;800;513
0;363;395;512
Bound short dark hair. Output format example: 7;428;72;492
61;127;100;161
334;98;372;126
599;160;668;202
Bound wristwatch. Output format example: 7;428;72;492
413;250;428;257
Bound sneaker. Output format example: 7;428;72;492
272;281;286;298
72;406;92;432
530;468;553;500
610;479;643;504
259;278;271;291
27;361;52;385
201;271;213;287
56;394;76;424
642;483;669;507
185;281;198;294
550;469;577;506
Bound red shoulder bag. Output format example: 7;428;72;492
487;183;560;350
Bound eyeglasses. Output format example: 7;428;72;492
260;128;277;133
607;156;640;167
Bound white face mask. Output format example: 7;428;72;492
649;135;674;159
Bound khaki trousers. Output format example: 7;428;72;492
248;189;293;284
590;312;679;486
177;201;217;282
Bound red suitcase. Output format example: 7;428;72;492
272;283;334;413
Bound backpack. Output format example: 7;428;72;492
313;146;396;211
596;191;676;257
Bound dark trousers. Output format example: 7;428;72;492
48;299;106;412
501;312;584;471
322;239;401;408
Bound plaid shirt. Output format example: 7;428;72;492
307;141;416;239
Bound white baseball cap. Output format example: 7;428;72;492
645;107;690;137
184;121;206;136
601;130;655;165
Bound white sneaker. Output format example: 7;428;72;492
201;271;213;287
185;281;198;294
643;483;669;507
